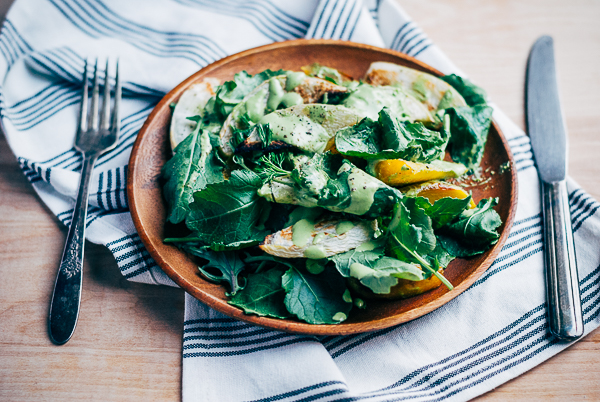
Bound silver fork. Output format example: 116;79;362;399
48;59;121;345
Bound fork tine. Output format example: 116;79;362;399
89;59;100;130
110;59;121;134
100;60;111;130
78;60;88;132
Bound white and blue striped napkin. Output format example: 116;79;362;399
1;0;598;401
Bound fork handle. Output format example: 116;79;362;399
48;154;97;345
542;180;584;341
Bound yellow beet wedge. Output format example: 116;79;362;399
402;180;477;209
370;159;467;186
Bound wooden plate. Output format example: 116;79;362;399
128;39;518;335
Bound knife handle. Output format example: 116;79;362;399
541;180;584;340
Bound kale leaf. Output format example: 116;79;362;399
185;247;246;296
282;266;352;324
445;105;493;170
228;268;291;318
438;197;502;257
388;197;454;290
388;197;436;259
162;119;225;224
414;195;473;229
441;74;488;106
186;170;268;249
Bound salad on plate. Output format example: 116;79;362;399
161;61;504;325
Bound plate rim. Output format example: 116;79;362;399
128;38;519;335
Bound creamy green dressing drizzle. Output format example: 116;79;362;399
349;262;372;280
356;240;378;251
338;163;379;216
266;77;304;112
304;245;327;259
332;312;347;322
261;112;330;153
267;78;286;111
313;232;326;244
245;87;268;123
335;221;355;235
292;218;315;247
285;71;306;91
342;289;353;303
411;75;430;102
342;84;406;119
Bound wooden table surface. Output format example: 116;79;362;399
1;0;599;400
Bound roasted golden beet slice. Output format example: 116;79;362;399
370;159;467;186
402;180;476;209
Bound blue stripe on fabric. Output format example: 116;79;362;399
184;317;240;326
115;166;123;210
106;169;114;211
97;172;105;210
412;43;432;57
305;277;598;401
389;21;411;50
329;0;350;39
183;332;306;350
405;38;429;56
318;0;341;39
246;381;347;402
341;1;361;41
393;26;417;52
182;337;315;358
28;47;165;97
49;0;226;66
184;329;309;343
345;8;361;41
173;0;308;41
399;31;422;53
305;0;332;39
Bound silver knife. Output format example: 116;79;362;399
526;35;583;340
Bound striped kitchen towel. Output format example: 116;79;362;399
0;0;598;401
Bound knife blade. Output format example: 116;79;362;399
526;35;583;340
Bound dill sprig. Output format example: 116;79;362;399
254;152;291;180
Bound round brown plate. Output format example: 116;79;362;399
128;39;518;335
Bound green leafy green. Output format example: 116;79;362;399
438;197;502;257
446;105;493;170
334;108;448;163
389;198;436;257
421;241;456;273
215;69;287;119
414;195;473;229
185;247;246;296
162;120;225;224
228;269;291;318
186;170;268;249
388;198;453;290
282;266;352;324
254;151;292;181
441;74;488;106
329;245;386;277
259;157;400;219
349;258;424;294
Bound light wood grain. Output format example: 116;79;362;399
1;0;599;400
